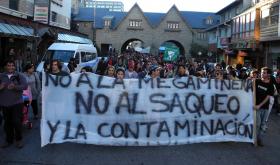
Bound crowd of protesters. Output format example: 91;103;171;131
72;49;280;147
88;50;279;84
0;48;279;148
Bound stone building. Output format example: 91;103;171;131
73;4;219;58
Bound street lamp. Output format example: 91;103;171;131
197;51;202;60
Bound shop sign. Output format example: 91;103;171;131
34;0;49;24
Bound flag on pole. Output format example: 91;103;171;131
163;46;179;61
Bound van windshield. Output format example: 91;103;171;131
43;50;75;63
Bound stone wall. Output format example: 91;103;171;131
95;5;194;57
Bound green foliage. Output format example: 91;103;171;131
189;43;208;58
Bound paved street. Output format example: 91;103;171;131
0;109;280;165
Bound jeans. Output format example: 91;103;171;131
2;104;23;143
256;108;269;140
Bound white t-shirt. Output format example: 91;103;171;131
8;74;13;79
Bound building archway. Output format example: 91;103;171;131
159;40;185;56
121;38;144;53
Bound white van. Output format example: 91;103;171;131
36;43;99;73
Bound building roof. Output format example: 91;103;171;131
180;11;220;29
143;12;165;27
73;7;219;29
73;8;126;29
216;0;241;14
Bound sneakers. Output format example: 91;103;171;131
15;141;24;149
1;142;12;148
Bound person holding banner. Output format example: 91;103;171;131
125;60;138;79
105;65;115;77
145;64;160;80
175;64;188;78
214;70;224;80
116;67;125;80
0;60;28;149
254;67;274;146
49;60;69;76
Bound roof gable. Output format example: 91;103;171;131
157;5;193;30
74;6;219;30
114;3;153;29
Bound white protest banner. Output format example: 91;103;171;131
41;73;254;147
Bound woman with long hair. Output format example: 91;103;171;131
23;63;41;119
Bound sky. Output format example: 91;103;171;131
102;0;236;13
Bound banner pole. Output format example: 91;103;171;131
253;80;257;147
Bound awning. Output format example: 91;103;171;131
0;22;34;37
57;33;93;44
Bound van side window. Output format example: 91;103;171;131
91;52;97;59
81;52;86;62
81;52;97;62
74;52;80;64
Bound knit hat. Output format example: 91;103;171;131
149;64;159;75
116;67;125;74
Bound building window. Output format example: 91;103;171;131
206;17;213;25
9;0;19;10
197;32;207;40
129;20;142;27
104;20;111;27
245;13;251;37
251;11;255;31
270;5;279;25
261;8;270;27
167;22;179;29
261;5;279;27
51;11;57;22
232;11;256;40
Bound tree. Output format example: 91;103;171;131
189;43;208;58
